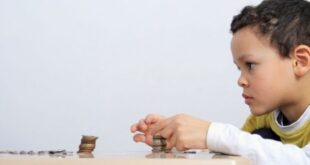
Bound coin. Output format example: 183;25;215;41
78;135;98;154
152;135;167;152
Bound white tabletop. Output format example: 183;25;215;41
0;150;251;165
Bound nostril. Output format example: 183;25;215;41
238;76;248;87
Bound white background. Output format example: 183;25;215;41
0;0;260;152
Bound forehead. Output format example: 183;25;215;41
231;27;275;61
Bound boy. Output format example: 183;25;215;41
130;0;310;164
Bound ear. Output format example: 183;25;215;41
292;45;310;77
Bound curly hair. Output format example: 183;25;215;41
231;0;310;57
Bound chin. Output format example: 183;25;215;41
249;108;269;116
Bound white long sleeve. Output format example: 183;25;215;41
207;122;310;165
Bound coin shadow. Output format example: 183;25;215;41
145;152;186;159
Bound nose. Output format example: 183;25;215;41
238;73;248;87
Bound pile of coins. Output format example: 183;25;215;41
77;135;98;154
0;150;73;157
152;135;170;153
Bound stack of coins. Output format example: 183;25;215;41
77;135;98;154
152;135;170;153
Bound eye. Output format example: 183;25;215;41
246;62;256;70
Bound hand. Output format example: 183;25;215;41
149;114;210;151
130;114;166;146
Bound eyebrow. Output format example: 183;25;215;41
234;54;255;63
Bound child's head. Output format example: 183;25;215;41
229;0;310;120
231;0;310;57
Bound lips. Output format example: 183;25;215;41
242;94;253;99
242;93;254;104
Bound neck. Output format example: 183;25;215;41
281;104;309;124
280;74;310;123
281;87;310;124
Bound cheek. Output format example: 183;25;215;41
271;62;295;90
252;68;291;101
251;77;274;95
250;71;282;97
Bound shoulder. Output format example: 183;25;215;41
242;113;274;132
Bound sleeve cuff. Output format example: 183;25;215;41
206;122;226;152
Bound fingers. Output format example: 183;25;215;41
164;129;188;151
149;117;171;135
132;113;209;152
145;133;153;146
131;114;165;133
133;133;146;142
148;118;177;150
144;114;165;125
137;119;148;132
150;114;210;151
130;119;148;133
131;114;166;147
132;131;153;147
165;132;175;150
174;135;189;151
130;123;138;133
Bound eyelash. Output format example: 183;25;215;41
246;62;256;70
236;62;256;71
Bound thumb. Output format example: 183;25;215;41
145;133;153;146
165;135;175;151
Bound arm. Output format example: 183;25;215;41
207;122;310;165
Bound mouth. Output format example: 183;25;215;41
242;93;254;104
